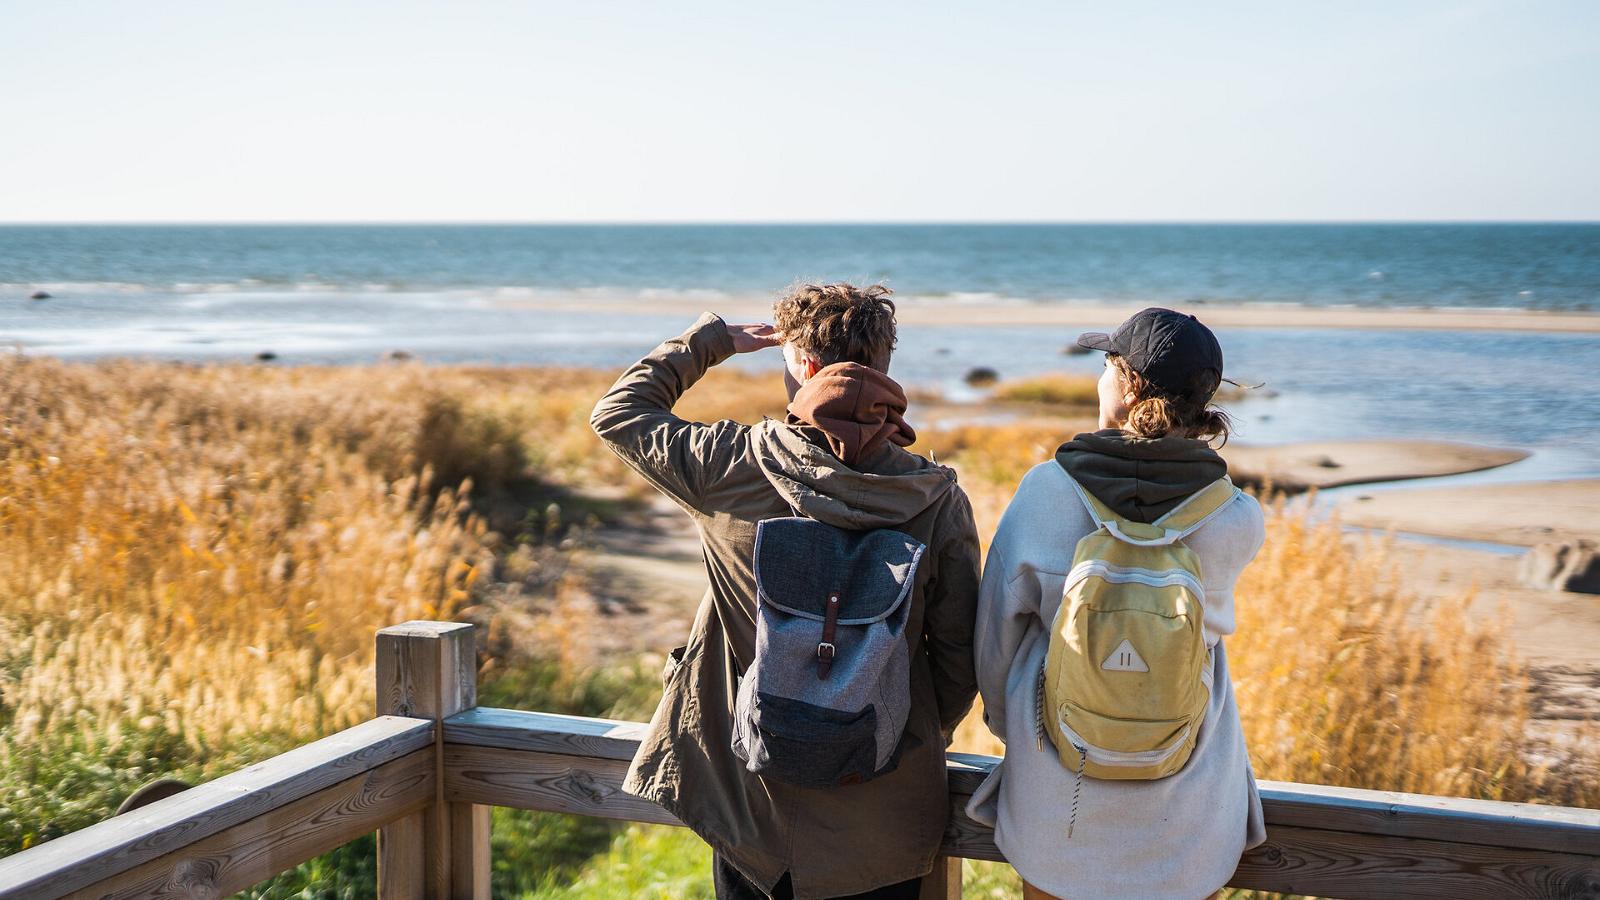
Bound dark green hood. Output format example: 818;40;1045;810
1055;429;1227;523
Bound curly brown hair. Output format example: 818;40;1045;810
772;282;898;372
1109;354;1233;444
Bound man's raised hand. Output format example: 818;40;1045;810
725;322;781;354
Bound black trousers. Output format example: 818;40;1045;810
713;854;923;900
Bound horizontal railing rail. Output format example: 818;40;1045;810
0;716;435;899
443;706;1600;900
3;621;1598;899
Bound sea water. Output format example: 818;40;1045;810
2;224;1598;476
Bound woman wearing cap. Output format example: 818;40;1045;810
965;308;1267;899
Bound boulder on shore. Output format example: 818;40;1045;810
964;367;1000;388
1518;539;1600;595
30;290;51;300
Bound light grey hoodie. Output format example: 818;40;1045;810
967;448;1267;899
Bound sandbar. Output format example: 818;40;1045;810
1338;479;1600;547
1222;440;1528;493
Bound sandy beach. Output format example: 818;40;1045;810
498;294;1600;334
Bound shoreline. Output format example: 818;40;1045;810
1337;479;1600;548
494;294;1600;333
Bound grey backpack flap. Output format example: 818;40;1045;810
733;517;925;788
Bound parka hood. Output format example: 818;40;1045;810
751;419;956;530
784;362;916;467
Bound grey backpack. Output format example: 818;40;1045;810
732;517;925;788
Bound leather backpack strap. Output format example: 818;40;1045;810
816;592;841;679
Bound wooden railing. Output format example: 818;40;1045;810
2;621;1598;899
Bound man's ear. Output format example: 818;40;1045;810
801;354;822;380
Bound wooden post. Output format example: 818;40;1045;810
376;621;490;900
919;855;962;899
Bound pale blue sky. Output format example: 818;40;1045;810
1;1;1595;222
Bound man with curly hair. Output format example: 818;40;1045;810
592;283;980;899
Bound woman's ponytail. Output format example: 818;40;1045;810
1110;355;1233;445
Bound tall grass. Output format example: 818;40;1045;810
0;358;496;755
2;355;1593;894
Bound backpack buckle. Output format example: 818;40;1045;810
817;592;842;679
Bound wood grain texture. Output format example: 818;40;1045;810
1258;780;1600;857
378;812;425;900
0;717;432;899
375;621;476;720
917;857;962;900
443;708;650;762
66;749;434;900
374;621;486;900
443;745;682;827
1231;822;1600;899
449;803;491;900
439;713;1600;897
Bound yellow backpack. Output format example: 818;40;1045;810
1041;476;1238;782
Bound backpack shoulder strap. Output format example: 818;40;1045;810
1154;477;1240;539
1065;474;1238;547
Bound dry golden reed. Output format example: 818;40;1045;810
2;352;1592;834
0;357;500;751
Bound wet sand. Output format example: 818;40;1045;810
1338;479;1600;547
1222;440;1529;493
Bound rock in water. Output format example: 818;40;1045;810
30;290;51;300
1518;540;1600;594
382;349;414;362
1062;344;1092;356
255;351;278;362
964;367;1000;388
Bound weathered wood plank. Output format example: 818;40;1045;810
449;802;491;900
375;621;487;900
443;744;682;827
1230;822;1600;899
439;716;1600;897
0;716;433;899
375;621;477;721
443;707;649;761
378;811;426;900
446;712;1600;857
917;856;962;899
1258;780;1600;858
66;748;435;900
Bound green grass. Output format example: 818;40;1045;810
524;825;714;899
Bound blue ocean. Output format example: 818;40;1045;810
3;223;1598;308
2;224;1598;478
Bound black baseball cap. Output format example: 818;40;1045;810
1077;308;1224;397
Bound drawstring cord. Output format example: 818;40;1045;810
1067;742;1086;839
1037;661;1086;839
1034;663;1048;751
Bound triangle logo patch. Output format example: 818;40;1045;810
1101;639;1149;673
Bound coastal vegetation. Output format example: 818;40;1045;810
0;356;1593;896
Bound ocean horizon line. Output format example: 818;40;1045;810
4;219;1600;228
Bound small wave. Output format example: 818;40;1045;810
2;281;155;294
